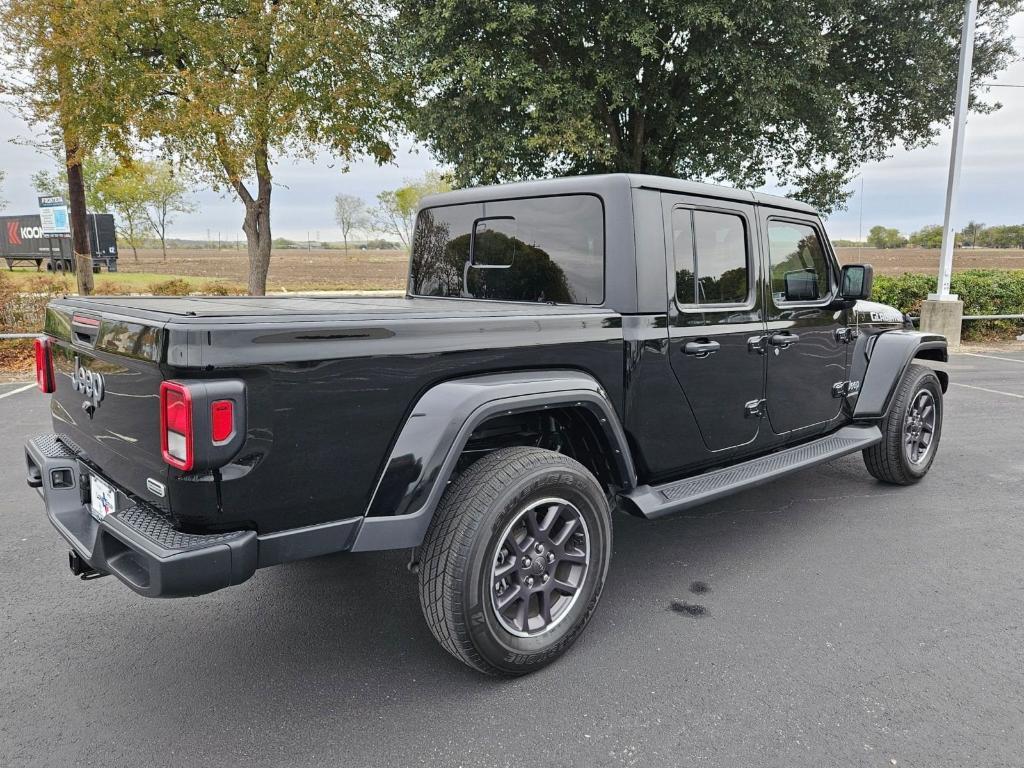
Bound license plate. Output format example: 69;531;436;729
89;475;117;520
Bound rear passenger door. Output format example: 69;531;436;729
760;213;848;435
663;195;766;452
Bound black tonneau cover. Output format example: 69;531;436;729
51;295;615;325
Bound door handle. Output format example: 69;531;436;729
683;340;720;358
747;335;768;355
769;332;800;349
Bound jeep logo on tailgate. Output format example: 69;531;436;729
72;355;105;409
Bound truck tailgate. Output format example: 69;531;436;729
45;305;170;510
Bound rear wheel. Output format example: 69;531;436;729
418;446;612;676
863;363;943;485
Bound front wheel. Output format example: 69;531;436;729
418;446;612;676
863;363;943;485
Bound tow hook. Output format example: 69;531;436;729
67;550;107;581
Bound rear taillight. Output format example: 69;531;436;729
158;379;245;471
160;381;194;470
34;338;55;393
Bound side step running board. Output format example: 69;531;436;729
623;425;882;519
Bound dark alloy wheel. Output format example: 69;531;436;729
489;497;591;637
418;446;612;676
864;363;944;485
902;388;937;466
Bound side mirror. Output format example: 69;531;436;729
783;269;820;301
839;264;874;301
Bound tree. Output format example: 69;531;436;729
33;154;192;260
110;0;398;295
142;164;194;261
31;152;117;213
908;225;944;249
334;194;368;254
977;224;1024;249
393;0;1022;212
0;0;126;294
95;163;154;261
372;172;451;250
0;169;7;210
961;220;985;248
867;226;907;250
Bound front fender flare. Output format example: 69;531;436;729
350;370;635;552
852;330;948;420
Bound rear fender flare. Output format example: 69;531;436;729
852;330;948;420
350;370;634;552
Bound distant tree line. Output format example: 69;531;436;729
858;222;1024;250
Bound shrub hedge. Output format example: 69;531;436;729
873;269;1024;340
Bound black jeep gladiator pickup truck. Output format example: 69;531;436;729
25;174;948;675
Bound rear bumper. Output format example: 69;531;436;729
25;434;257;597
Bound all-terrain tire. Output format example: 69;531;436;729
863;363;943;485
417;446;613;676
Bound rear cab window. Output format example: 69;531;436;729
409;194;605;304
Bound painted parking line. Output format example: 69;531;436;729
950;382;1024;400
959;352;1024;365
0;383;35;400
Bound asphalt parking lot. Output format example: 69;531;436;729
1;351;1023;768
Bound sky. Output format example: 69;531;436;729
0;14;1022;243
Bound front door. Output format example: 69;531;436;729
760;213;849;435
664;195;766;453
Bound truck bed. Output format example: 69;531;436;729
43;294;625;536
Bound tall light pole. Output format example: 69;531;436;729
858;175;865;257
921;0;976;347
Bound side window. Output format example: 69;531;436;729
410;195;604;304
767;221;831;303
672;208;749;306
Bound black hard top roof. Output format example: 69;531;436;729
419;173;818;215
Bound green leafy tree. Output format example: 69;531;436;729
108;0;398;295
372;171;450;250
34;155;193;260
393;0;1021;212
867;226;907;250
95;163;155;261
0;0;132;294
31;152;117;213
334;193;368;254
961;220;985;247
908;225;944;249
977;224;1024;249
141;164;194;261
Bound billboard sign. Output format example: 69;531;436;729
38;196;71;236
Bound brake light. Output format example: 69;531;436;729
34;338;55;393
160;381;193;470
